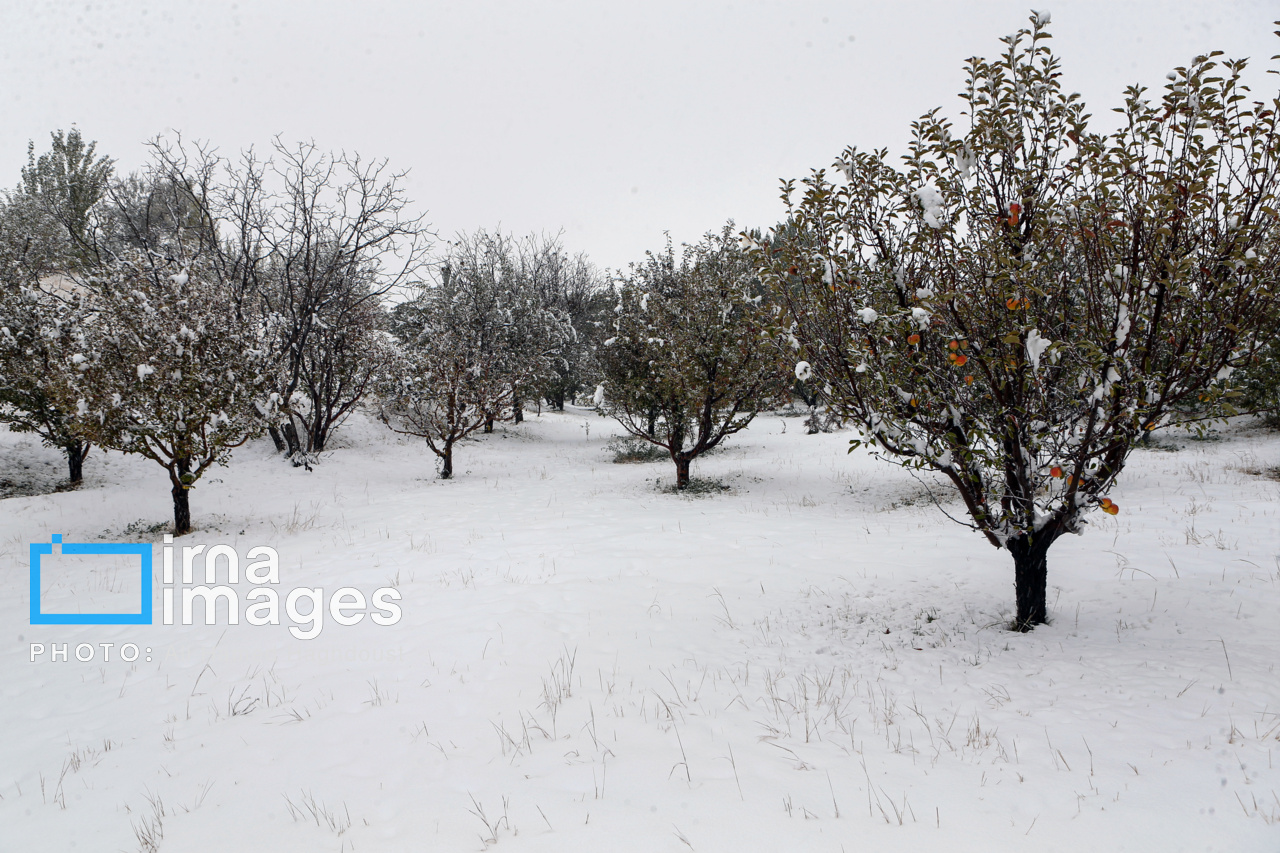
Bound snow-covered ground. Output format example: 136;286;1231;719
1;408;1278;852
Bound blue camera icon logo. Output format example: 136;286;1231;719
29;535;153;625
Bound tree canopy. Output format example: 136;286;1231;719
752;14;1280;628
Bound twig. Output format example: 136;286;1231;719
728;744;743;801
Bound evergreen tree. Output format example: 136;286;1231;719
18;127;114;269
0;129;114;482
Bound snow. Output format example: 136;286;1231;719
857;307;878;325
1115;304;1131;348
795;361;813;382
2;411;1279;851
913;184;945;229
956;146;976;183
821;259;837;287
1025;328;1051;372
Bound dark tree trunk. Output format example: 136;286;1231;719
311;419;327;453
268;425;286;453
283;421;302;457
172;457;192;535
484;415;495;434
646;408;657;440
440;441;454;479
795;383;819;408
514;394;523;424
675;457;691;490
65;441;86;483
1009;533;1052;631
172;486;191;535
552;392;565;411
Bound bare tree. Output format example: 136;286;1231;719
136;137;430;461
237;140;430;459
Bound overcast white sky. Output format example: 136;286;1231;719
1;1;1275;272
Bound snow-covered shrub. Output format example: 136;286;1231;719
752;15;1280;629
604;435;667;463
1239;333;1280;426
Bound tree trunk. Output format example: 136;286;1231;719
552;392;565;411
675;457;691;490
440;440;454;479
484;415;495;434
514;394;523;424
172;457;192;535
65;441;86;483
283;421;302;457
268;425;286;453
646;408;657;440
310;418;327;453
1009;534;1052;631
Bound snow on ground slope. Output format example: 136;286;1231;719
1;409;1278;852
